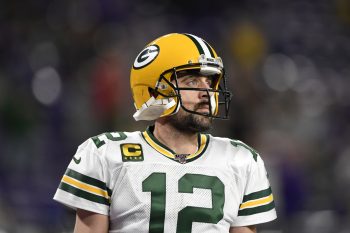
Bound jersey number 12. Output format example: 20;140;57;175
142;173;225;233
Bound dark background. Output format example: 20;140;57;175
1;0;350;232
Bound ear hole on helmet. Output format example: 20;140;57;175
148;87;158;98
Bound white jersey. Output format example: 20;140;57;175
54;127;277;232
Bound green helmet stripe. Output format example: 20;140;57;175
203;40;215;57
183;33;207;56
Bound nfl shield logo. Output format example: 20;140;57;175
175;154;188;164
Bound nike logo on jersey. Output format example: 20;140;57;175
73;156;81;164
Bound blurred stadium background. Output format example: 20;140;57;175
1;0;350;232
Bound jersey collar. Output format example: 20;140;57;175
141;126;209;164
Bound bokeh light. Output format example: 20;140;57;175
31;66;62;105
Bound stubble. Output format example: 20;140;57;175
168;105;213;134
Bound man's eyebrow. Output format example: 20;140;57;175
177;72;200;79
179;74;195;79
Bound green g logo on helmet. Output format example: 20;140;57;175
133;45;160;69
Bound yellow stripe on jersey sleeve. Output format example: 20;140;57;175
62;175;110;198
239;194;274;210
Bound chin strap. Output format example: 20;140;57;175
133;97;177;121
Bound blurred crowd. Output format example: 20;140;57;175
1;0;350;232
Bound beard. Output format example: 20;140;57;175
168;104;213;133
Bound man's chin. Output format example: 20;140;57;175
190;114;212;132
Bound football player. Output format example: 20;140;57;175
54;33;277;233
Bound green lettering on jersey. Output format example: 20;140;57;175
91;132;127;148
230;140;258;162
177;174;225;233
142;173;225;233
142;173;166;233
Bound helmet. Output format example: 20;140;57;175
130;33;232;121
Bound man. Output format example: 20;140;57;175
54;33;277;233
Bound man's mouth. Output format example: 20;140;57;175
195;102;211;113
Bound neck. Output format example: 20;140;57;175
153;120;198;155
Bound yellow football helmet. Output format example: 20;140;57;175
130;33;232;121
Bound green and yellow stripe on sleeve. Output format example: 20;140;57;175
238;187;275;216
58;169;112;206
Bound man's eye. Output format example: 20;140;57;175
187;79;198;86
206;80;213;87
